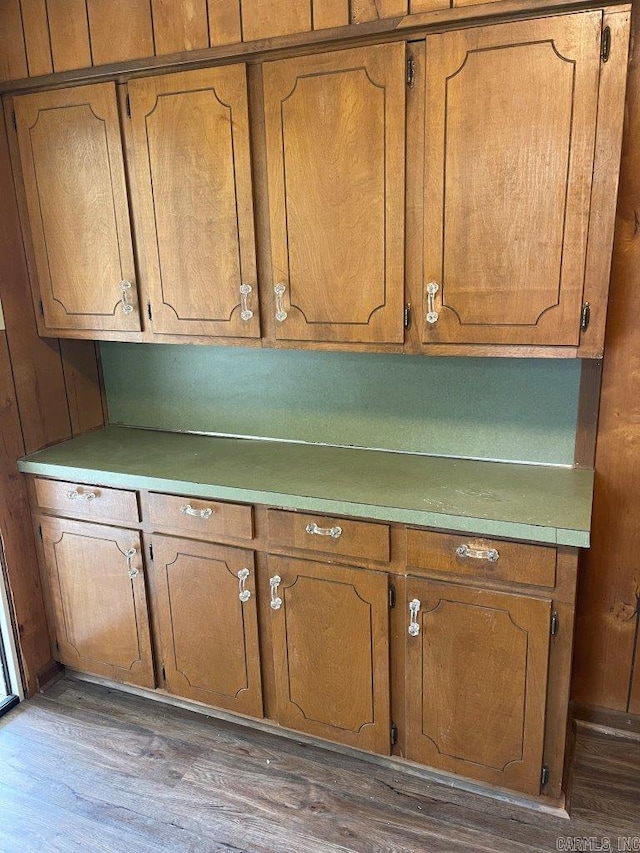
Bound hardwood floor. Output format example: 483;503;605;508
0;677;638;852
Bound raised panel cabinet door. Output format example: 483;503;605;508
422;12;602;346
267;556;390;753
263;43;406;344
128;66;259;339
13;83;141;334
152;535;263;717
405;578;551;795
39;517;154;688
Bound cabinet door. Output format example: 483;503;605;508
405;578;551;795
40;517;154;687
263;43;406;344
152;535;263;717
267;556;390;753
128;67;260;339
422;13;601;346
13;83;141;334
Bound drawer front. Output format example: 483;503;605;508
268;510;390;563
406;529;556;588
148;493;253;541
34;477;139;525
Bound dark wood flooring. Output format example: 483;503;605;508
0;677;638;852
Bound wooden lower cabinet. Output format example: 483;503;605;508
267;556;391;754
405;577;551;796
39;517;154;688
151;535;263;717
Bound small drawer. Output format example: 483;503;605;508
148;493;253;541
268;509;390;563
34;477;139;525
406;529;556;588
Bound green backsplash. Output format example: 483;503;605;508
100;343;582;465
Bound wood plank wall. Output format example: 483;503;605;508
571;0;640;715
0;0;474;82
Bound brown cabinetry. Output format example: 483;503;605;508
405;578;551;795
38;516;154;688
267;555;391;753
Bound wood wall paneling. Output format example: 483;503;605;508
207;0;242;46
313;0;349;29
351;0;408;22
571;0;640;713
409;0;449;10
151;0;208;54
19;0;52;77
241;0;311;41
0;0;28;81
46;0;92;72
86;0;154;66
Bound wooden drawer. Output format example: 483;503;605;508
148;493;253;541
268;510;390;563
34;477;139;525
406;529;556;588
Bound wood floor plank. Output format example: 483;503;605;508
0;677;638;853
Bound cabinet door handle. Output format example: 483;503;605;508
240;283;254;321
119;280;135;315
456;544;499;563
269;575;282;610
237;568;251;602
180;504;213;519
425;282;439;325
305;522;342;539
66;489;97;502
274;284;288;322
408;598;421;636
124;547;138;578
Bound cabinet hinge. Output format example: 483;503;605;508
406;55;416;88
39;300;44;317
125;94;131;117
391;722;398;747
550;610;559;637
403;303;411;330
541;764;550;787
389;583;396;609
580;302;590;333
147;301;153;321
12;110;16;131
149;543;154;560
601;25;611;62
38;524;42;540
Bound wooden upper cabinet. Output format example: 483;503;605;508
263;43;406;344
128;66;260;338
13;83;141;335
421;13;602;347
39;517;154;688
405;578;551;795
267;556;390;753
152;535;263;717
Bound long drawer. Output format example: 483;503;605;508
34;477;139;525
268;509;390;563
406;528;556;588
148;492;254;541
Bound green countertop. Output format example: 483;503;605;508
17;426;594;547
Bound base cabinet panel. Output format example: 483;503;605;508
267;556;391;753
152;535;263;718
405;578;551;796
39;517;154;687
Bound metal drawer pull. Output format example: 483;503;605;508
180;504;213;520
125;548;138;578
270;575;282;610
274;284;288;322
305;522;343;539
238;568;251;603
66;489;96;502
240;283;254;321
456;544;499;563
425;282;439;325
119;280;135;315
408;598;421;637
